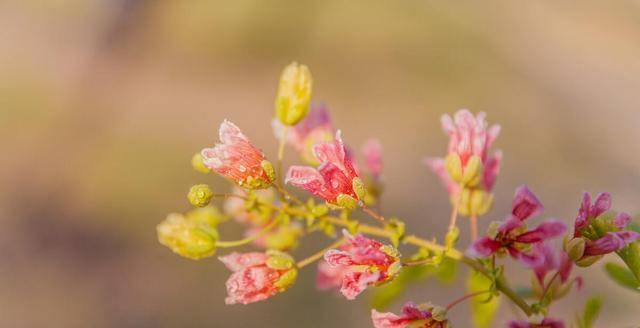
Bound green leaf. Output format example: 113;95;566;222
604;262;640;292
616;241;640;283
581;297;602;328
467;271;499;328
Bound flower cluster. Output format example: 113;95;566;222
155;62;639;328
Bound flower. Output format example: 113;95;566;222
568;192;640;265
371;302;448;328
272;104;334;165
508;318;565;328
426;110;502;217
201;120;275;189
219;250;298;305
275;62;313;125
323;230;401;300
157;207;225;260
316;258;349;290
286;131;365;209
468;186;566;266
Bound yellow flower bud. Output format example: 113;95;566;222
336;194;358;210
445;153;463;183
191;153;211;173
157;213;218;260
275;62;312;126
187;184;213;207
461;155;483;187
565;237;586;262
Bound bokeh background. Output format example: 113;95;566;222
1;1;640;327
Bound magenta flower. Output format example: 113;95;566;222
528;243;583;298
361;138;383;179
202;120;274;189
273;104;334;165
286;131;364;207
508;318;565;328
371;302;448;328
219;251;297;305
427;109;502;191
468;186;567;266
323;230;401;300
571;192;640;257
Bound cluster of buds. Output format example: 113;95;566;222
564;192;640;267
157;206;226;260
427;110;501;217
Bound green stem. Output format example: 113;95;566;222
216;218;280;248
296;237;345;268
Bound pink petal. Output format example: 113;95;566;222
224;266;277;305
425;157;460;196
362;138;383;177
574;192;591;233
591;192;611;218
467;237;502;258
324;249;356;266
483;150;502;191
219;252;268;272
316;260;348;290
219;120;249;144
584;231;640;256
339;270;380;300
371;309;408;328
515;220;567;244
511;185;544;221
613;212;631;230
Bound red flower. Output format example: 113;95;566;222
201;120;274;189
468;186;566;266
219;251;297;305
371;302;448;328
323;230;401;300
286;131;364;208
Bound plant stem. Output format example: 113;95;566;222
361;205;385;223
446;290;491;310
539;270;560;302
216;217;281;248
297;237;345;268
449;192;460;230
470;215;478;241
276;126;288;189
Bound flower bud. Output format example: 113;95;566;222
469;188;493;216
157;213;218;260
431;306;448;322
445;153;463;183
352;177;367;200
191;153;211;173
275;62;312;126
565;237;586;262
187;184;214;207
461;155;483;187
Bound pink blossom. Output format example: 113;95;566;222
273;104;334;164
316;259;349;291
361;138;383;178
508;318;565;328
572;192;640;256
427;109;502;195
371;302;448;328
528;243;582;293
219;252;296;305
202;120;274;189
323;230;401;300
468;186;566;266
286;131;362;205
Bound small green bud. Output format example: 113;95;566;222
191;153;211;173
445;153;463;183
445;226;460;250
261;160;276;183
565;237;586;262
352;177;367;200
336;194;358;210
157;213;218;260
188;184;214;207
266;250;295;270
461;155;483;187
275;62;313;126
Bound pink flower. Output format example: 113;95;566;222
508;318;565;328
468;186;566;266
572;192;640;257
202;120;274;189
286;131;363;207
273;104;334;165
427;109;502;192
528;243;583;296
361;138;383;179
371;302;448;328
323;230;401;300
219;251;297;305
316;259;349;290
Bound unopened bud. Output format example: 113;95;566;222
157;213;218;260
266;250;295;270
191;153;211;173
188;184;214;207
275;62;312;126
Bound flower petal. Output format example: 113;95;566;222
515;220;567;244
613;212;632;230
219;252;268;272
584;231;640;256
371;309;408;328
591;192;611;218
467;237;502;257
511;185;544;221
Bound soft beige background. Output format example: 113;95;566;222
1;1;639;327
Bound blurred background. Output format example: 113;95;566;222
1;0;640;327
